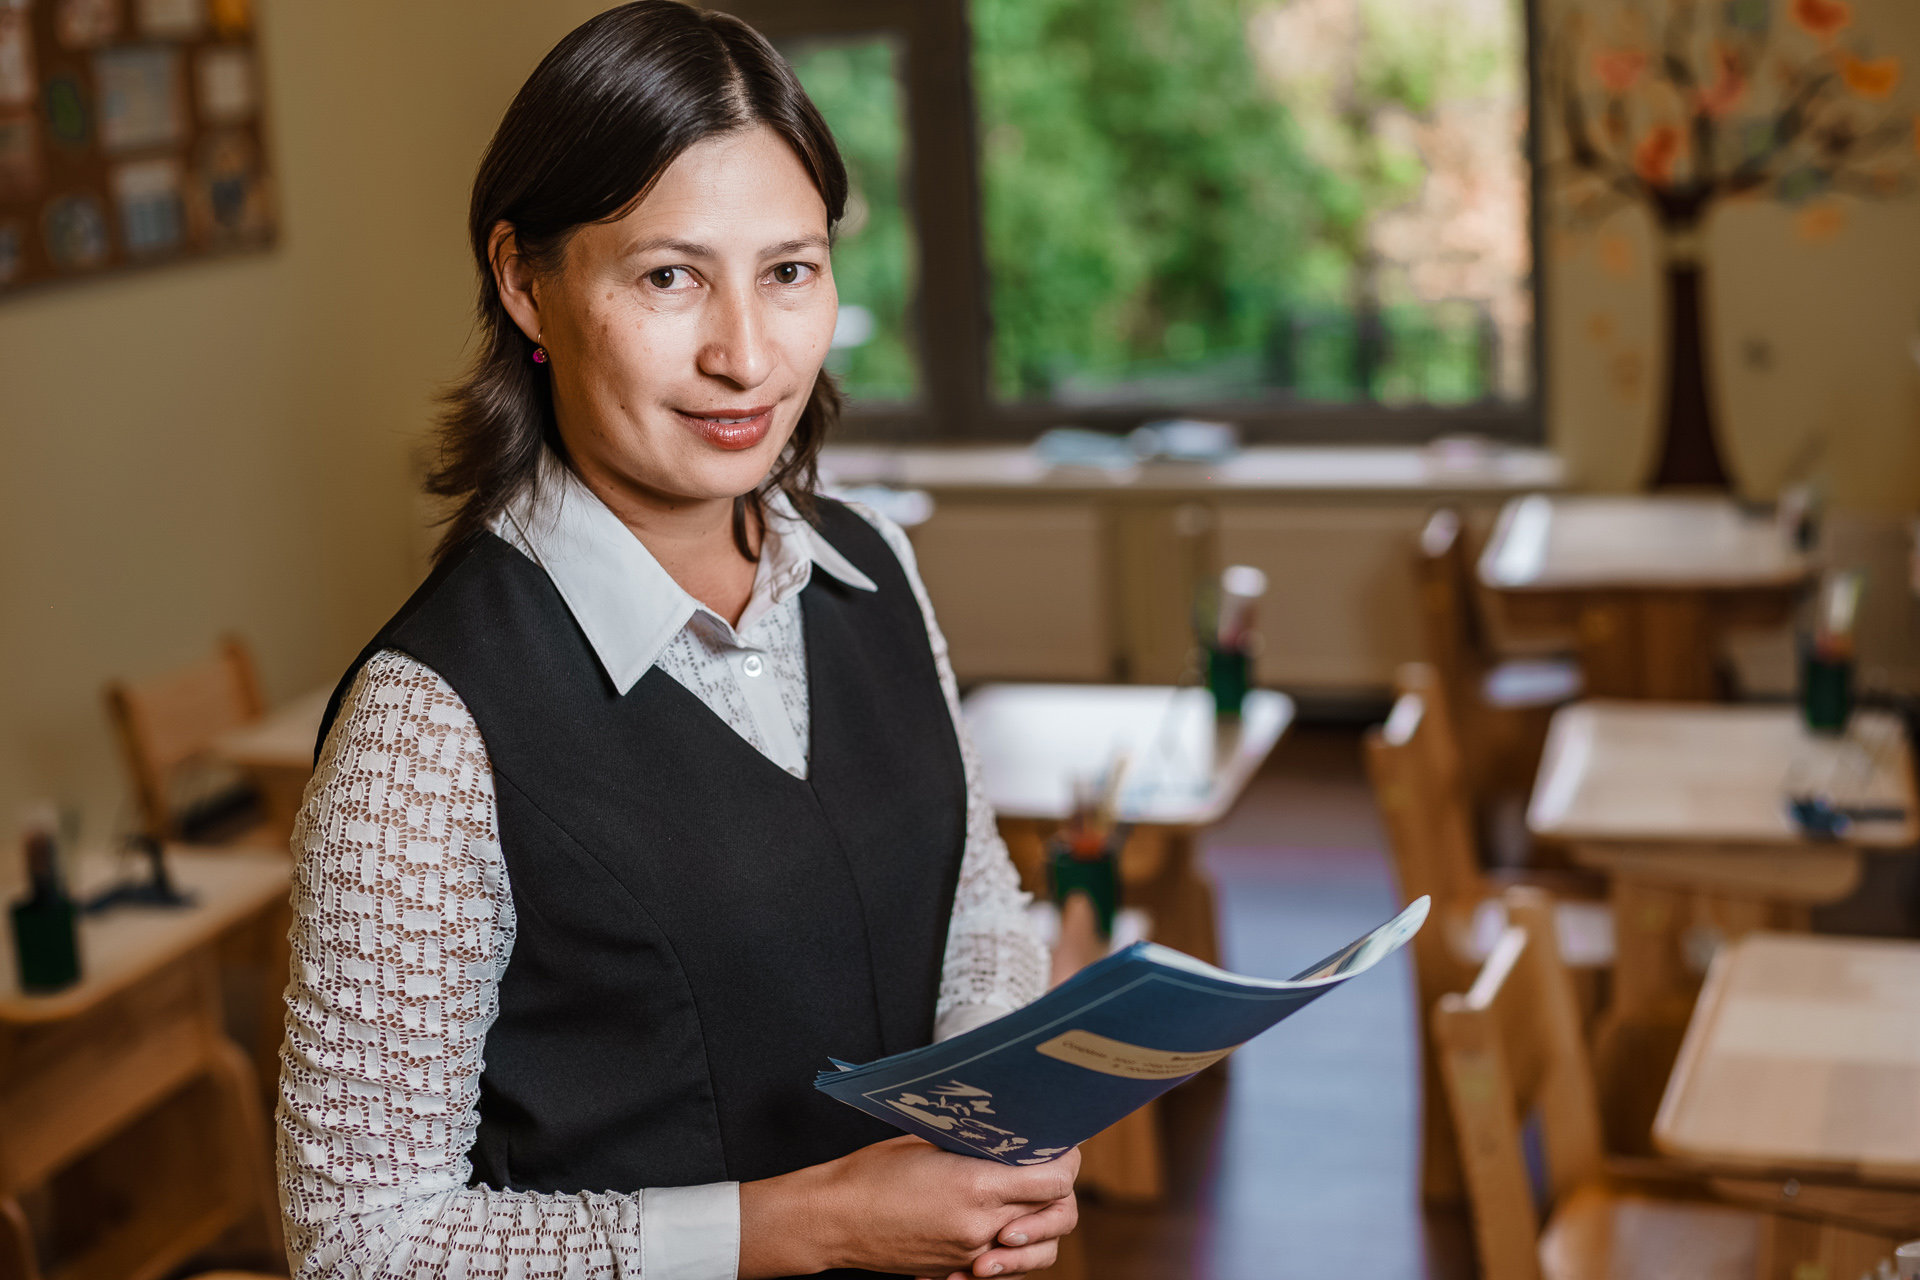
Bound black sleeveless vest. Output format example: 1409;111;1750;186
319;500;967;1278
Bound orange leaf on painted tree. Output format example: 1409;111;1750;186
1594;47;1648;94
1791;0;1852;40
1840;54;1901;101
1634;125;1684;187
1697;45;1748;118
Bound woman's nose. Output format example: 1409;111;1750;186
696;289;774;389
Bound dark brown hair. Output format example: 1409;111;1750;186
430;1;849;561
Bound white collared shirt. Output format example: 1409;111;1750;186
277;467;1049;1280
489;462;877;777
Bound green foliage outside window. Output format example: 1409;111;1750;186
973;0;1325;401
790;0;1530;412
785;38;920;402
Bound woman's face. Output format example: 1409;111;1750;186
509;124;837;511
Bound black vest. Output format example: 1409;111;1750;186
319;500;967;1276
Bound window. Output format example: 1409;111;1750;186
783;35;921;403
740;0;1538;441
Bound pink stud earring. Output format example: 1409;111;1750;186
532;345;548;364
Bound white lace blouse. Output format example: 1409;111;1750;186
276;471;1049;1280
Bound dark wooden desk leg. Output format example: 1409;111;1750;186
1134;833;1219;968
998;820;1051;899
0;1195;35;1280
1760;1215;1901;1280
1576;596;1641;699
1637;593;1718;701
1592;876;1693;1152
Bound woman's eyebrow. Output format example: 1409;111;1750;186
623;236;716;260
762;235;830;257
621;234;829;261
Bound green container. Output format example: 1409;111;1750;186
11;894;80;992
1800;643;1854;736
1046;840;1120;939
1206;645;1251;719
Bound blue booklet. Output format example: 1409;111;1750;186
815;896;1429;1164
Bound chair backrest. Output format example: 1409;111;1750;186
105;635;264;840
1364;664;1485;975
1434;887;1606;1280
1414;507;1491;697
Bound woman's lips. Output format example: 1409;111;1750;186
675;405;775;451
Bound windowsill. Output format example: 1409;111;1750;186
820;441;1565;498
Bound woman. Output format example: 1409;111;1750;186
276;6;1079;1279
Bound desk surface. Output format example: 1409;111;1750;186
1529;702;1918;848
822;444;1565;498
1655;932;1920;1183
214;686;332;772
1479;495;1812;592
963;684;1293;826
0;848;289;1023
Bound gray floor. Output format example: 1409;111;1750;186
1073;725;1475;1279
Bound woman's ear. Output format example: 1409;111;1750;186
489;221;543;344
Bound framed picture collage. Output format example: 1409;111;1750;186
0;0;275;296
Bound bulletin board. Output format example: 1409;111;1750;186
0;0;275;296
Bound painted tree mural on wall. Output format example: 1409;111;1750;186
1548;0;1918;487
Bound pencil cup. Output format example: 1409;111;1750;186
1046;837;1120;940
1206;644;1250;719
1799;637;1854;736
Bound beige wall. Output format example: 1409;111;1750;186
1543;0;1920;513
0;0;607;836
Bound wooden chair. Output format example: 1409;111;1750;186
1365;664;1612;1204
1414;509;1581;856
104;635;271;845
1435;887;1763;1280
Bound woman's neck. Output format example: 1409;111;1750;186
570;456;761;628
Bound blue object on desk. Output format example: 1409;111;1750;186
1786;794;1912;841
816;896;1428;1164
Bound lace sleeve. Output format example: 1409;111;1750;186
844;505;1050;1039
276;650;736;1280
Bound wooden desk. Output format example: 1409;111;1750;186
965;684;1294;968
1480;495;1813;699
0;849;288;1280
963;684;1292;1203
1656;933;1920;1274
1529;701;1918;1147
213;686;330;846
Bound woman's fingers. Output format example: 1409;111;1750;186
970;1237;1058;1277
995;1193;1077;1247
997;1147;1080;1209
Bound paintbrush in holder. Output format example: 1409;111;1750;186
1046;759;1129;940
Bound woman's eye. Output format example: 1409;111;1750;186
769;262;815;286
646;267;690;289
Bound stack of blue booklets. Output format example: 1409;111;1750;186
816;896;1429;1164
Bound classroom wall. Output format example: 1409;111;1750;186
1542;0;1920;513
0;0;608;837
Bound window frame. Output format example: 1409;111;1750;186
734;0;1546;446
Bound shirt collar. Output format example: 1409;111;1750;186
488;459;875;694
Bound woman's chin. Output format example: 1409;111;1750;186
676;442;791;502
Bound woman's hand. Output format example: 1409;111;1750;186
739;1136;1080;1279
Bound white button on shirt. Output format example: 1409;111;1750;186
276;460;1049;1280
